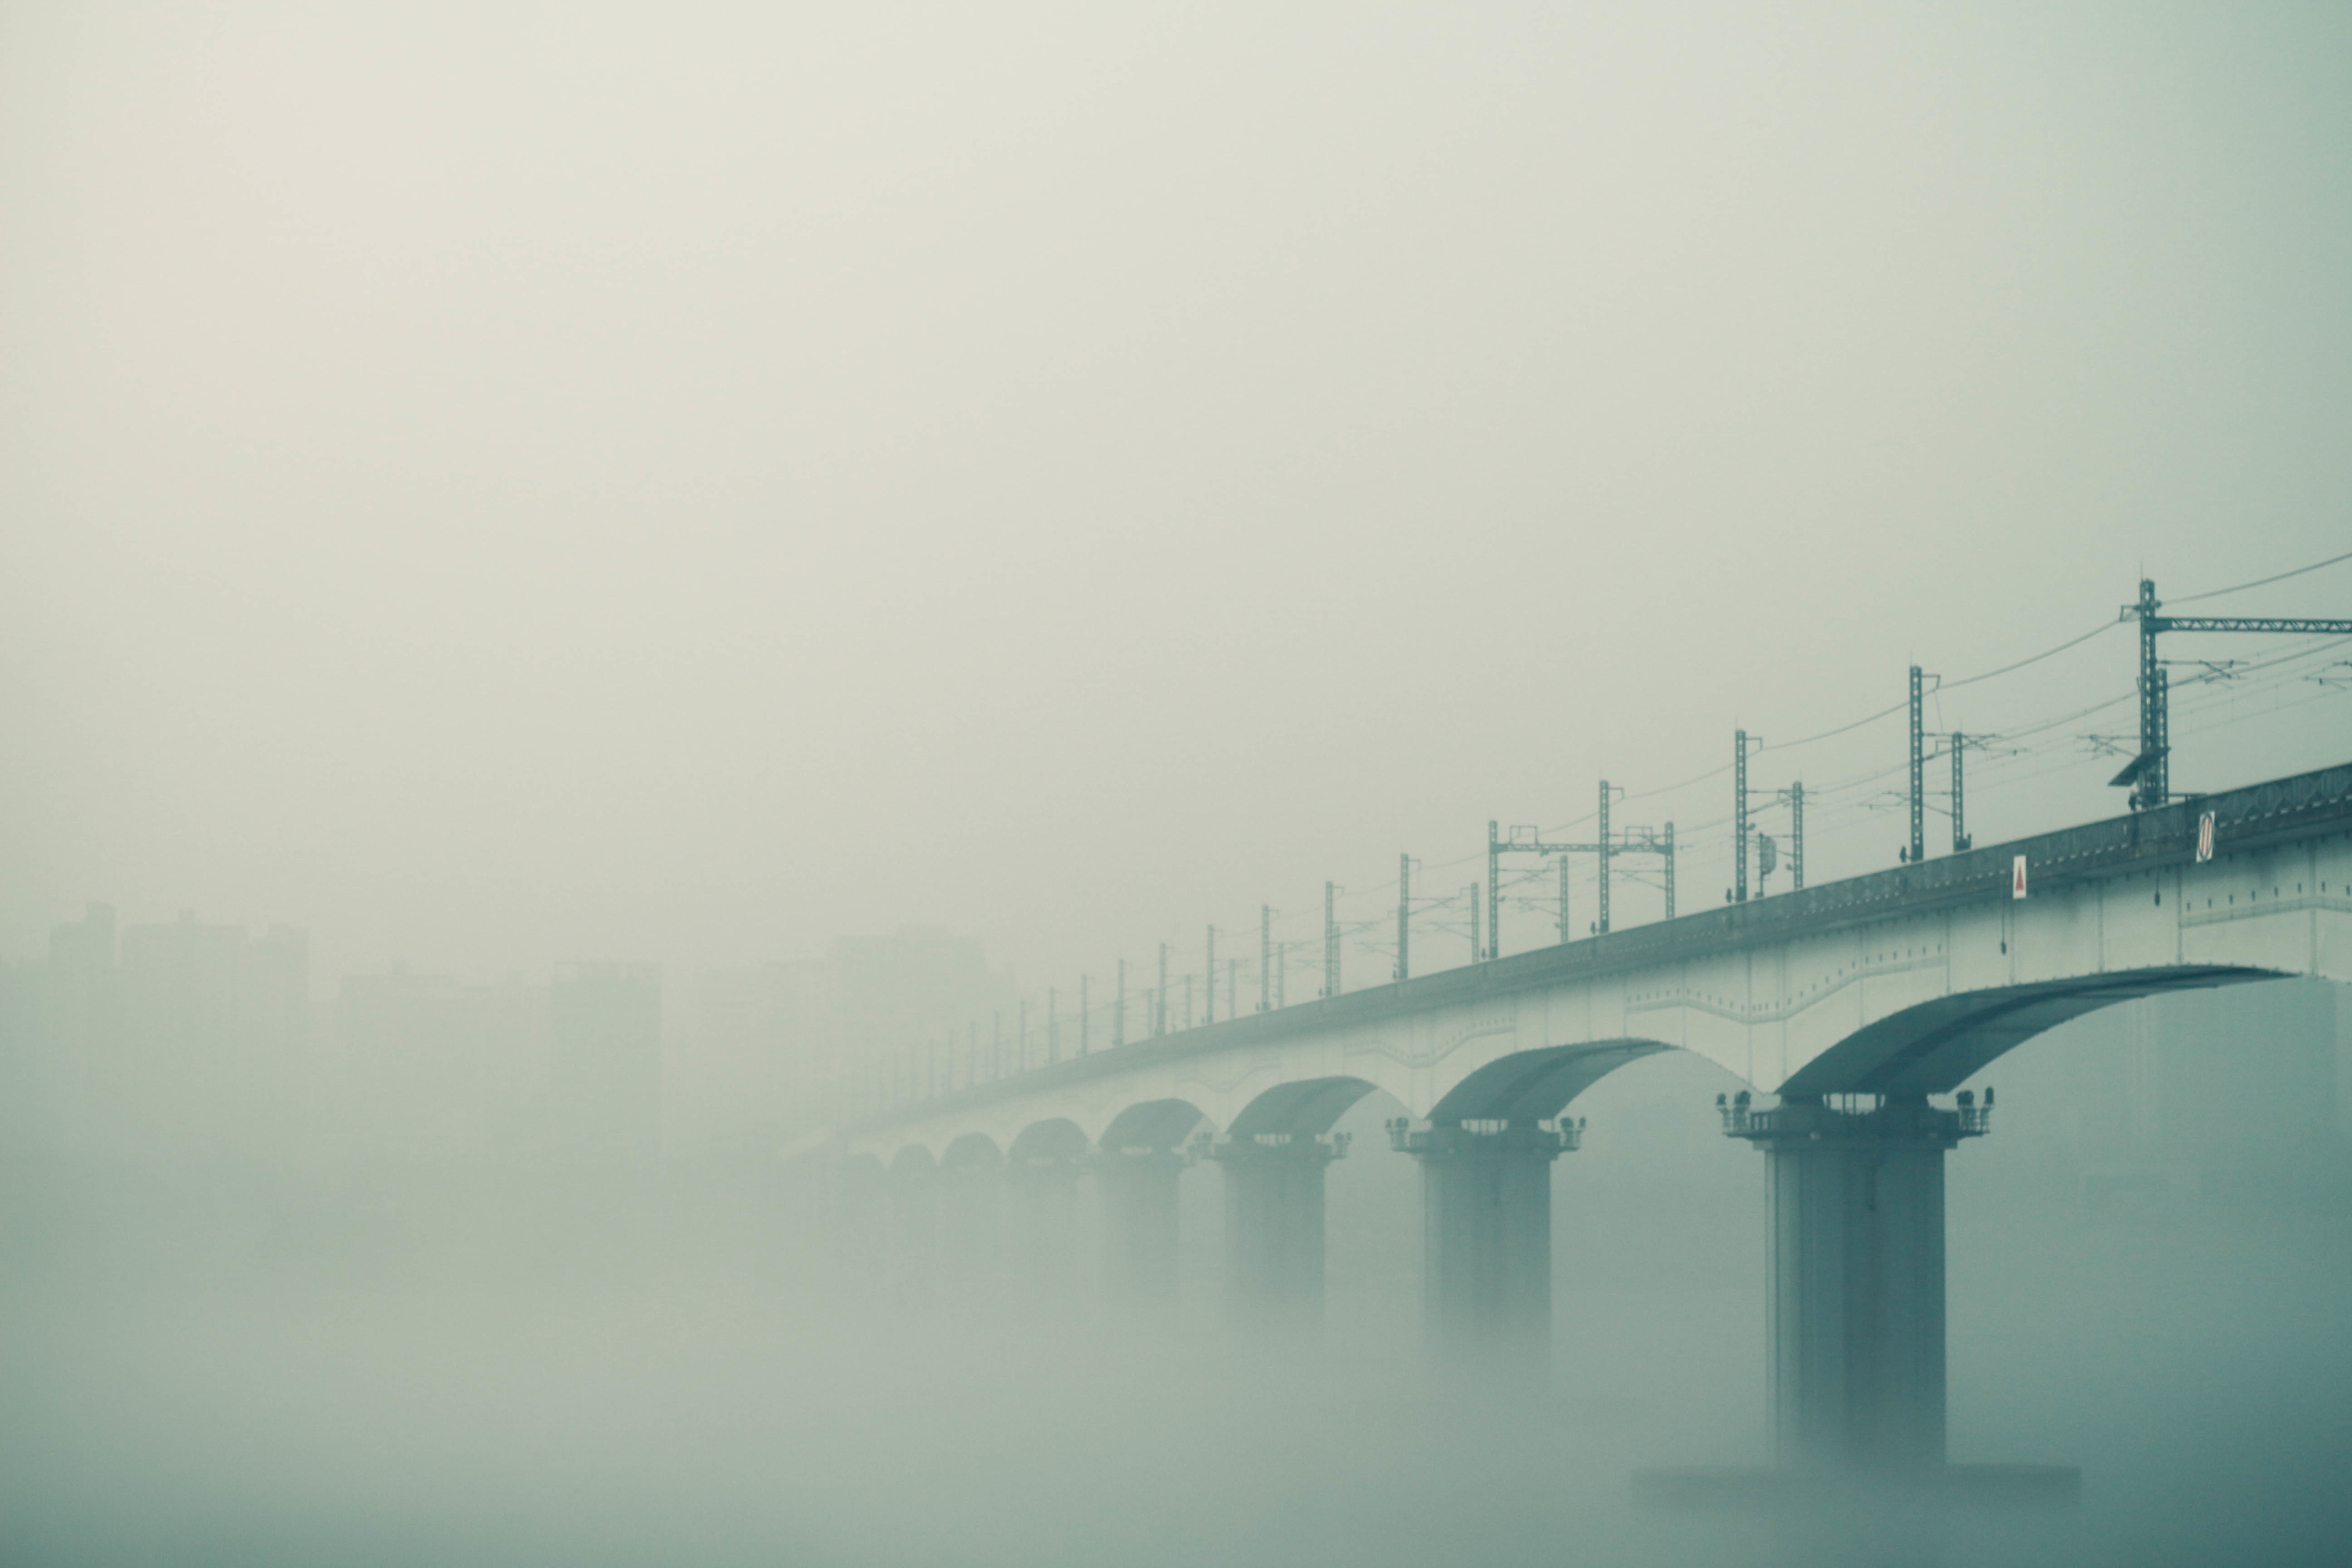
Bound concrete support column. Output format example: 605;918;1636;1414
1003;1156;1084;1296
936;1161;1004;1298
1724;1096;1985;1475
884;1160;938;1302
1095;1147;1185;1303
829;1156;888;1269
1389;1119;1577;1375
1210;1133;1347;1330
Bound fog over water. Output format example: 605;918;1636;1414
7;1011;2352;1568
5;5;2352;1567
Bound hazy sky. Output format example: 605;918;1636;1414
4;2;2349;988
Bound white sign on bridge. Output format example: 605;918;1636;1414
2012;855;2029;899
2196;810;2216;863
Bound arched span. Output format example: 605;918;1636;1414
1228;1077;1384;1139
1007;1117;1088;1163
1781;964;2280;1098
940;1132;1004;1170
888;1144;936;1180
1428;1039;1671;1124
1098;1098;1208;1152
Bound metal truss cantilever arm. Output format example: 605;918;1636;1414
2146;616;2352;636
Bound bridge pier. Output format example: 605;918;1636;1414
937;1156;1004;1298
1210;1132;1347;1330
1723;1095;1987;1475
1003;1154;1084;1297
828;1154;889;1271
1095;1147;1185;1304
884;1157;939;1303
1390;1118;1578;1376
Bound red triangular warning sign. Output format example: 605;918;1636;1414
2012;855;2029;900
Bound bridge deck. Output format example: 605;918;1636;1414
854;761;2352;1133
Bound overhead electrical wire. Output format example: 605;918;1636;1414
1940;621;2117;690
2167;546;2352;605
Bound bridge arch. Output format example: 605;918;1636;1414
1427;1039;1673;1123
1007;1117;1088;1164
1098;1098;1209;1152
888;1143;936;1180
1227;1076;1386;1139
940;1132;1004;1170
1779;964;2281;1098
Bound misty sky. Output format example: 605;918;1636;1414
5;2;2350;989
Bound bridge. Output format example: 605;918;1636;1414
820;761;2352;1482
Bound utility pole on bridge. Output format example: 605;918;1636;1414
1485;820;1497;956
2115;578;2352;809
1205;926;1216;1024
1323;882;1339;998
1904;666;1926;864
1396;854;1411;981
1734;731;1753;901
1951;735;1972;853
1487;783;1674;956
1260;905;1273;1013
1782;782;1804;888
1733;735;1800;900
1598;782;1612;935
1901;672;1971;866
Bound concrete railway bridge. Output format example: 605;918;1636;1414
823;763;2352;1477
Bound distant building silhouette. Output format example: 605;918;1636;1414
6;905;311;1162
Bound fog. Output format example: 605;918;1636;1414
8;1001;2351;1567
5;5;2352;1567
